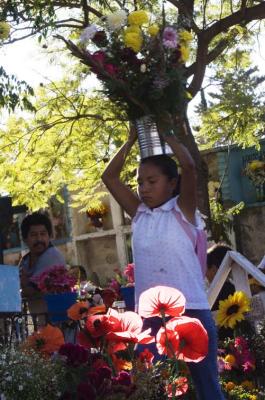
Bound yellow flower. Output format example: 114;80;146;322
224;354;236;366
124;32;143;53
0;21;10;40
179;30;193;42
185;91;193;100
225;381;235;391
216;291;250;329
248;160;265;171
128;10;149;26
249;396;257;400
148;24;159;36
180;45;190;62
241;380;255;390
124;25;141;35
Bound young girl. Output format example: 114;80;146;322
101;124;224;399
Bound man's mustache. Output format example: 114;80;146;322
33;241;46;247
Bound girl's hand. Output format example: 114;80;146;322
128;122;138;144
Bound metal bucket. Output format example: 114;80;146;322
135;115;173;159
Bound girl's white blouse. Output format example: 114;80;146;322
132;196;209;310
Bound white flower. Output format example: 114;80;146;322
106;10;127;31
5;376;12;382
140;64;146;73
80;24;98;44
18;385;23;391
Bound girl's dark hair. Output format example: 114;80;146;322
207;244;232;269
21;212;53;239
140;155;180;196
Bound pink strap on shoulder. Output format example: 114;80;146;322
173;210;207;277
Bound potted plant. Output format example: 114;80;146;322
31;265;77;322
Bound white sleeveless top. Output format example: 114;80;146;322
132;196;209;310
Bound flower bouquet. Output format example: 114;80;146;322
243;160;265;202
31;265;78;322
14;285;207;399
58;9;192;157
215;290;265;398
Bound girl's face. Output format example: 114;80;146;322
137;163;177;208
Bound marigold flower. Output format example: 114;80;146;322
124;32;143;53
124;25;141;35
241;380;255;390
224;353;236;366
128;10;148;26
180;45;190;62
138;286;186;318
179;30;193;42
225;381;235;391
249;160;265;171
148;24;159;36
111;353;132;371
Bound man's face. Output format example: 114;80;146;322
24;224;50;255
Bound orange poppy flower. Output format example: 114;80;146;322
159;316;208;362
166;376;189;397
23;324;64;356
67;301;89;320
106;309;154;344
138;286;186;318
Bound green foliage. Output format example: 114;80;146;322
0;74;138;210
0;67;35;111
210;198;245;244
196;51;265;149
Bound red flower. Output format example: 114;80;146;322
86;314;119;338
156;326;180;358
59;343;89;366
77;330;99;349
166;376;189;397
138;348;154;364
104;63;119;76
100;288;117;309
123;263;135;284
138;286;186;318
91;50;105;65
158;316;208;362
106;309;154;344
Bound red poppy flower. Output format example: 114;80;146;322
159;316;208;362
166;376;189;397
138;348;154;364
106;309;154;344
156;326;180;358
86;314;119;338
138;286;186;318
77;330;99;349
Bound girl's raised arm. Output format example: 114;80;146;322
158;117;197;225
101;125;141;218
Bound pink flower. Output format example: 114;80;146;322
123;263;135;284
138;286;186;318
31;265;76;294
162;27;178;48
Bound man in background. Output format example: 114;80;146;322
19;212;66;324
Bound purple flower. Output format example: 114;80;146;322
96;366;112;382
59;343;89;366
162;27;178;49
92;30;108;47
